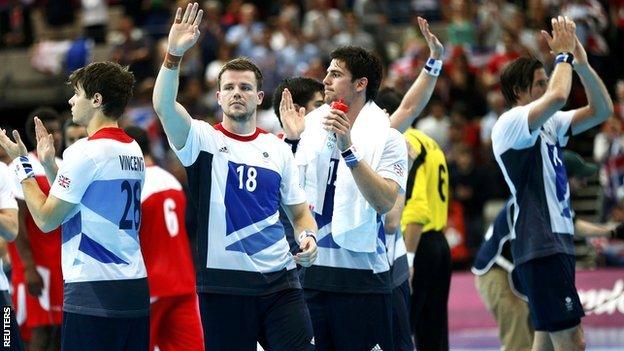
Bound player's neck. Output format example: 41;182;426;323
346;96;366;124
221;115;256;136
144;155;154;166
86;113;118;136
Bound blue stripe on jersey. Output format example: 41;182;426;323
63;211;82;243
376;215;386;254
224;162;281;234
225;222;285;255
546;144;572;218
81;179;140;242
317;233;341;249
78;234;129;265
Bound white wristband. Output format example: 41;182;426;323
407;252;415;268
423;58;443;76
298;230;317;244
13;156;35;183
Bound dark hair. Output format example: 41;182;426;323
330;46;382;102
123;125;150;156
26;107;60;145
217;57;263;91
272;77;324;124
68;61;135;119
500;57;544;106
375;87;403;115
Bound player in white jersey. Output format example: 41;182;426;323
0;61;149;351
0;161;24;350
153;3;318;350
491;16;612;351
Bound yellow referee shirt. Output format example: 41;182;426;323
401;128;448;233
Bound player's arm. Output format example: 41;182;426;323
390;17;443;133
575;219;615;238
282;201;318;267
153;3;204;150
384;193;405;235
567;37;613;135
348;161;400;215
527;16;577;131
0;129;76;233
0;208;17;241
32;116;60;184
14;200;44;296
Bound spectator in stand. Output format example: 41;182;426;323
80;0;108;44
224;3;264;56
111;16;154;82
416;96;450;149
594;117;624;222
332;12;375;51
302;0;344;53
446;0;477;47
0;1;33;49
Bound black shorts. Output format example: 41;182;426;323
515;253;585;332
305;289;393;351
61;312;149;351
392;280;414;351
198;289;313;351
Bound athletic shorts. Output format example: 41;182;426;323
25;266;63;328
304;289;393;351
198;289;313;351
515;253;585;332
392;280;414;351
61;312;149;351
150;294;203;351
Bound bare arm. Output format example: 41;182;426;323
0;209;17;241
282;201;318;267
153;3;204;150
527;16;577;131
384;193;405;234
390;17;443;133
15;200;44;296
575;219;614;238
568;37;613;135
404;223;423;253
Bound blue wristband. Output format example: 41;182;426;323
555;52;574;67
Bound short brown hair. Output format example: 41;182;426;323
68;61;135;119
330;46;382;102
500;57;544;106
217;57;263;91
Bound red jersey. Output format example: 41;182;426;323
10;153;63;273
140;165;196;297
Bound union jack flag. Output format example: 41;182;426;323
58;175;71;188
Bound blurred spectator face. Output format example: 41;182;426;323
430;101;446;119
323;59;355;105
118;17;134;37
43;120;63;153
487;90;505;114
604;117;622;139
65;125;87;147
616;80;624;102
456;148;473;170
240;4;257;25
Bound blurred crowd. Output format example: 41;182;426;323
2;0;624;265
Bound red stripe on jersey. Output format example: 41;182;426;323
213;123;268;141
88;127;134;143
140;188;196;297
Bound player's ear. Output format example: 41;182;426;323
92;93;103;108
257;91;264;106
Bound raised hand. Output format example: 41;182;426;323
572;36;588;67
279;88;306;140
294;237;318;267
167;2;204;56
417;16;444;60
34;117;56;167
540;16;576;55
0;128;27;160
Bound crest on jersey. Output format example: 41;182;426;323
262;152;269;158
58;175;71;188
393;163;404;177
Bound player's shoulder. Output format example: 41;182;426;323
142;166;183;201
256;130;293;155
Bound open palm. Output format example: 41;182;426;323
418;16;443;60
168;3;204;56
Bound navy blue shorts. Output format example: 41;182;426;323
61;312;149;351
515;254;585;332
392;280;414;351
305;289;393;351
198;289;313;351
1;291;24;351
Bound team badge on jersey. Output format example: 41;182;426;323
393;163;404;177
58;175;71;188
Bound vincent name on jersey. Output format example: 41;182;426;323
119;155;145;172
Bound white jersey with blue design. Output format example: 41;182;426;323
172;119;306;295
302;129;408;294
0;162;18;291
50;128;148;317
491;102;575;265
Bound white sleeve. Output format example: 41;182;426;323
377;129;408;192
7;159;24;200
0;164;17;210
169;119;219;167
491;104;540;154
280;143;307;205
49;147;97;204
552;110;574;147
